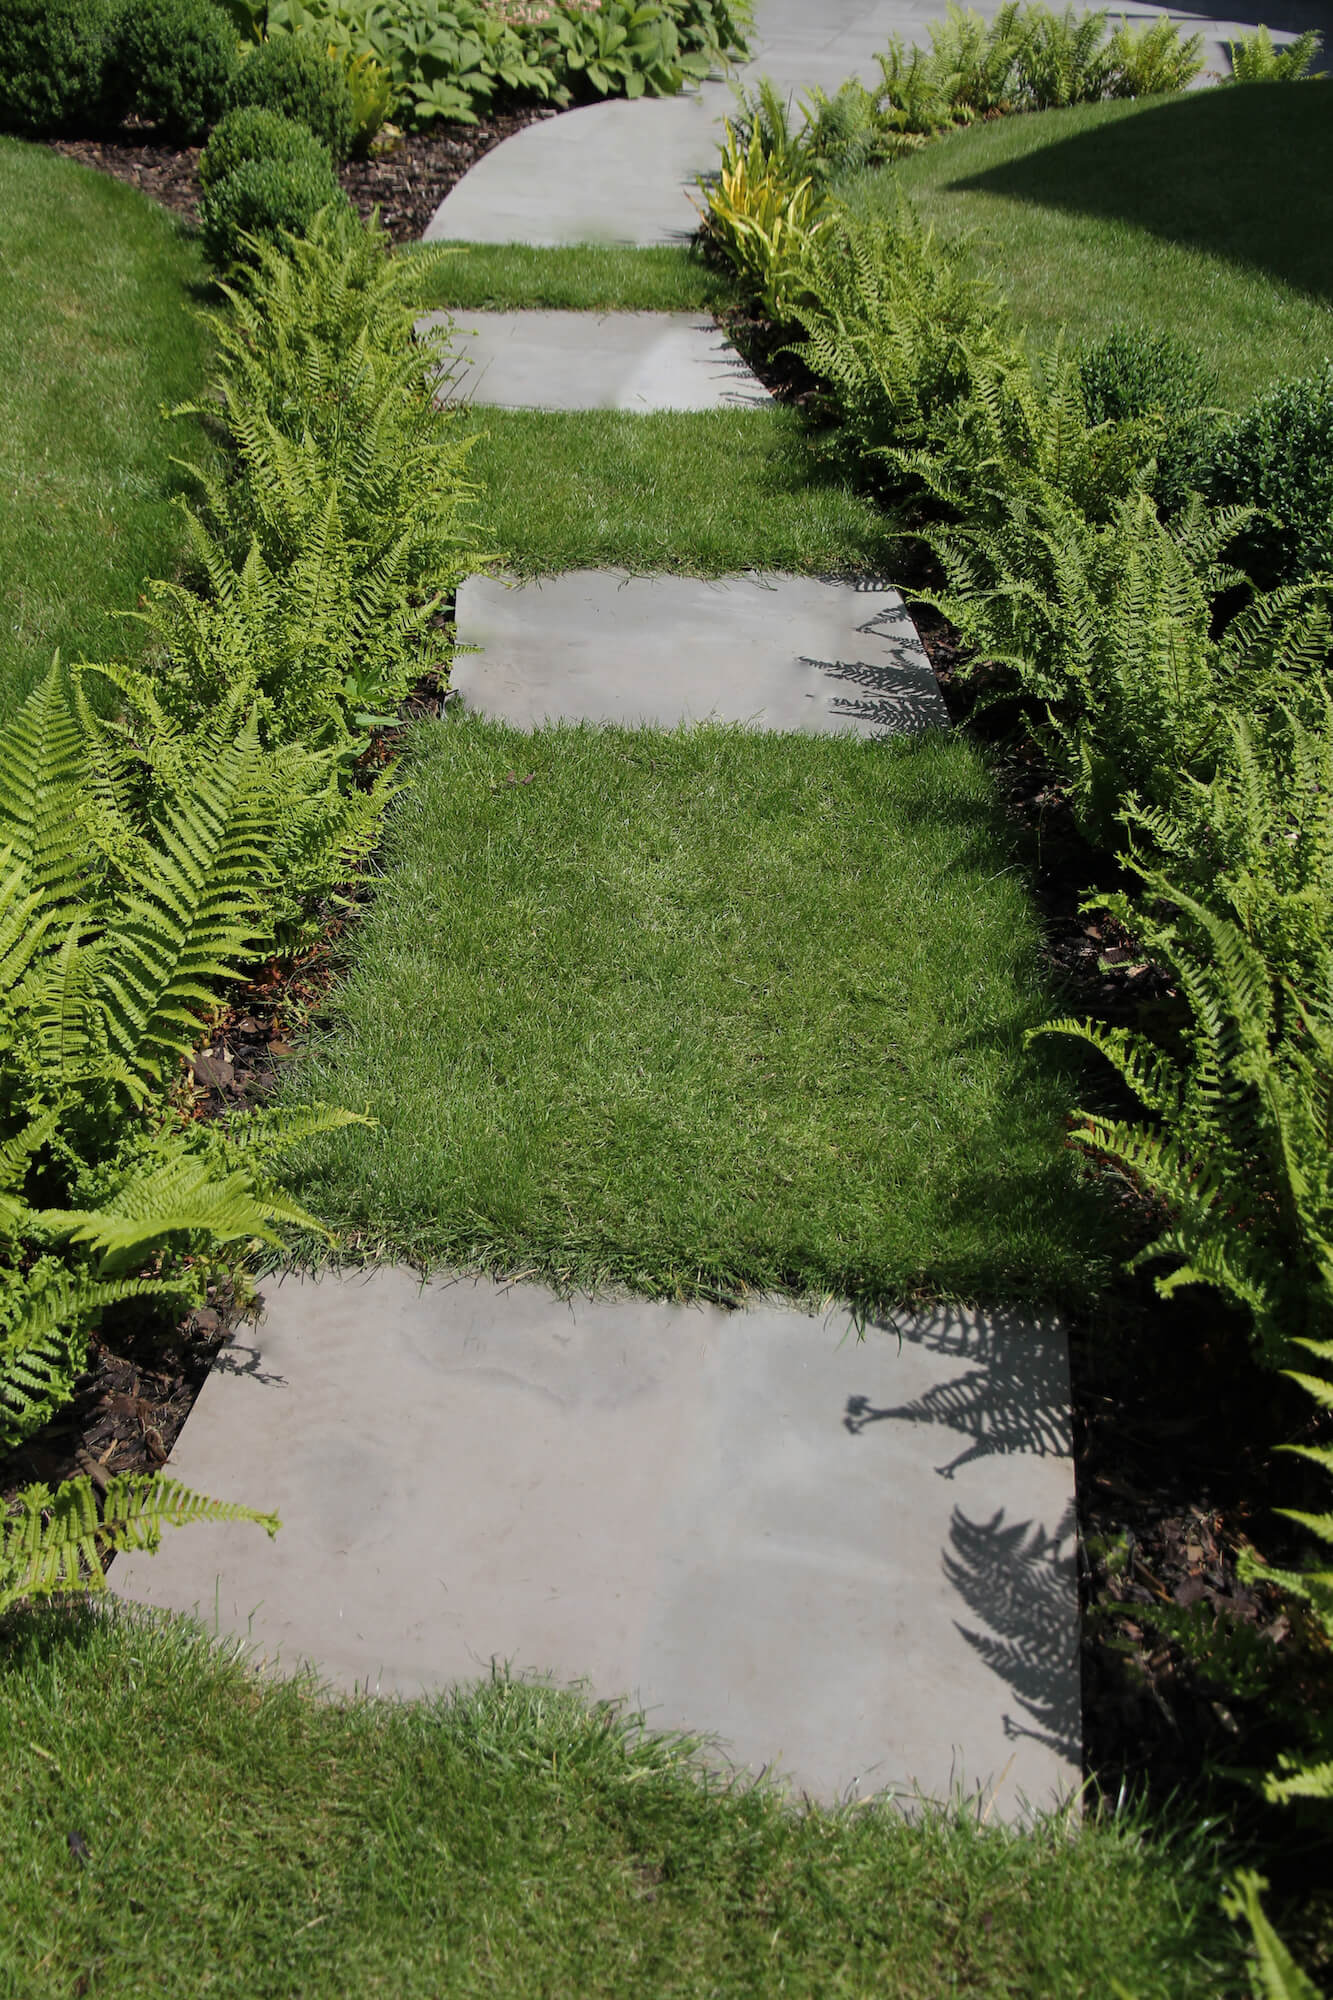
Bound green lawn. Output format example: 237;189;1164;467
459;405;890;575
0;1606;1238;2000
411;239;736;311
288;716;1108;1306
0;139;212;714
842;82;1333;405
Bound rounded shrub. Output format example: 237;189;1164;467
199;105;332;192
0;0;122;138
1077;327;1224;515
200;153;347;267
110;0;238;143
1077;328;1218;425
229;34;354;163
1201;364;1333;590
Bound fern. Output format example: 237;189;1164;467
1223;1873;1324;1999
0;1473;279;1617
780;203;1019;482
1033;705;1333;1361
1227;25;1324;81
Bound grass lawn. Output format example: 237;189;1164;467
0;1606;1238;2000
288;716;1108;1306
410;238;736;310
458;405;891;575
842;82;1333;406
0;139;212;715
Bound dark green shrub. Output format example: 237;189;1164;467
109;0;238;142
1077;327;1223;512
1202;365;1333;589
0;0;121;137
230;34;354;162
199;105;331;192
200;155;346;266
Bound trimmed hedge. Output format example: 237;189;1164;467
229;34;354;163
0;0;121;138
200;156;347;266
110;0;238;142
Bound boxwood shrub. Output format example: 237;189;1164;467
0;0;122;137
201;155;347;267
109;0;238;143
1202;364;1333;589
199;105;332;191
1076;327;1224;515
229;34;354;163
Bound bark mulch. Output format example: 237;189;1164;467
50;110;556;246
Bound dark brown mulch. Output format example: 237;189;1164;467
49;110;556;245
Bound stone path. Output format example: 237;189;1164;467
454;571;947;734
115;1274;1079;1810
116;0;1090;1814
426;0;1330;248
421;307;769;412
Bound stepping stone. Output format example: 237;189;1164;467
419;309;769;413
454;570;948;735
114;1270;1080;1812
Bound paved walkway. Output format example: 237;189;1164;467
117;0;1092;1814
427;0;1332;246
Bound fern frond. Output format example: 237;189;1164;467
0;1473;279;1615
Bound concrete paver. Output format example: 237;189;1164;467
454;570;949;735
421;308;769;412
114;1269;1080;1812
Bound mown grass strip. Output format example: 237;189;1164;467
0;1606;1237;2000
409;238;738;311
459;404;891;576
845;83;1333;405
0;139;212;716
287;716;1112;1307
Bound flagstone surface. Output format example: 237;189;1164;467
453;570;949;735
115;1270;1080;1811
421;308;769;411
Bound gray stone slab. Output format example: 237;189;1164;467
424;2;1331;246
453;570;948;736
114;1269;1079;1812
426;93;727;247
419;309;769;413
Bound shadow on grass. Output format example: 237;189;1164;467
947;80;1333;307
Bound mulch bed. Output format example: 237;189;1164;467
50;109;556;245
4;175;1330;1946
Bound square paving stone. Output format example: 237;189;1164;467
420;309;769;413
114;1270;1080;1813
453;571;949;735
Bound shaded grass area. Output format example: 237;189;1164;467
843;85;1333;406
410;238;737;311
0;139;212;715
459;405;890;575
0;1606;1238;2000
288;717;1110;1307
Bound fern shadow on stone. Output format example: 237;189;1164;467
943;1501;1082;1770
844;1309;1070;1477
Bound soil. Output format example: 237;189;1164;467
49;109;557;245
